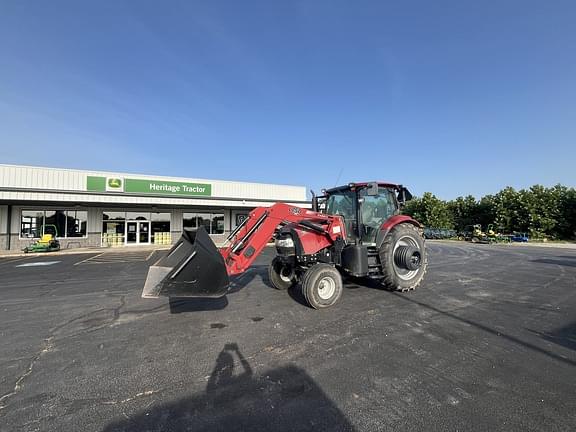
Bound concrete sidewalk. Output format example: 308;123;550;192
0;244;172;258
0;238;275;258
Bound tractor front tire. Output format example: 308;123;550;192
301;264;343;309
380;223;427;292
268;257;297;290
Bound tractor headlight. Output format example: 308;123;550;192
275;235;296;256
275;237;294;249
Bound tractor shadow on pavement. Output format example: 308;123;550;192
529;321;576;352
168;265;268;313
102;343;354;432
392;293;576;367
169;297;229;314
531;258;576;268
282;276;388;309
227;265;267;294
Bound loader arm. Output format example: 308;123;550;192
142;202;344;299
221;202;343;276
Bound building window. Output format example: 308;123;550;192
235;213;249;227
45;210;66;239
183;212;225;235
212;214;225;234
21;210;44;238
65;210;88;237
126;211;149;221
20;209;87;238
151;213;171;244
103;211;125;221
151;212;170;222
183;213;199;229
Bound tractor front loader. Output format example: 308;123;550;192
142;182;427;309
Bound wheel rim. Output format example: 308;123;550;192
317;276;336;300
393;235;422;281
279;266;293;283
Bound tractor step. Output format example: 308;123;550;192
367;246;382;275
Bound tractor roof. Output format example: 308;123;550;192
325;182;401;194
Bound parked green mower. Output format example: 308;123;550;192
458;224;489;243
23;225;61;253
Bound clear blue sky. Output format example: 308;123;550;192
1;1;575;199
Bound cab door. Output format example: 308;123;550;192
359;188;398;244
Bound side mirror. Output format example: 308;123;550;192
397;186;413;205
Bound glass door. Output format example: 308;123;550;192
138;221;150;244
126;222;138;244
125;221;150;245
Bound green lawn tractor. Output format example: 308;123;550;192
459;224;492;243
23;225;61;253
486;224;510;243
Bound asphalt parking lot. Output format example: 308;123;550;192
0;242;575;431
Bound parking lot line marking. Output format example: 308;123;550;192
74;254;103;266
75;251;152;265
16;261;61;267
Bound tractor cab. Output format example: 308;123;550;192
314;182;412;245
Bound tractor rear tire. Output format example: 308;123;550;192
301;264;343;309
268;257;296;290
380;223;427;292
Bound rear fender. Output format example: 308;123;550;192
376;216;423;249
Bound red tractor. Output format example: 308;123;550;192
142;182;427;309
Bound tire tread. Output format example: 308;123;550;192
301;264;343;309
381;223;427;292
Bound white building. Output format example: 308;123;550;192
0;164;308;251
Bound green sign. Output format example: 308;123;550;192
86;176;212;197
87;176;106;192
124;179;211;196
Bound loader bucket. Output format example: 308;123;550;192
142;227;230;299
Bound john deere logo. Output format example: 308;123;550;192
105;177;124;192
108;178;122;188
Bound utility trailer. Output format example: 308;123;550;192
142;182;427;309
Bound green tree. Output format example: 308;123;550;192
447;195;479;231
491;187;527;233
404;192;454;228
559;187;576;239
476;194;498;230
522;185;560;239
406;184;576;240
